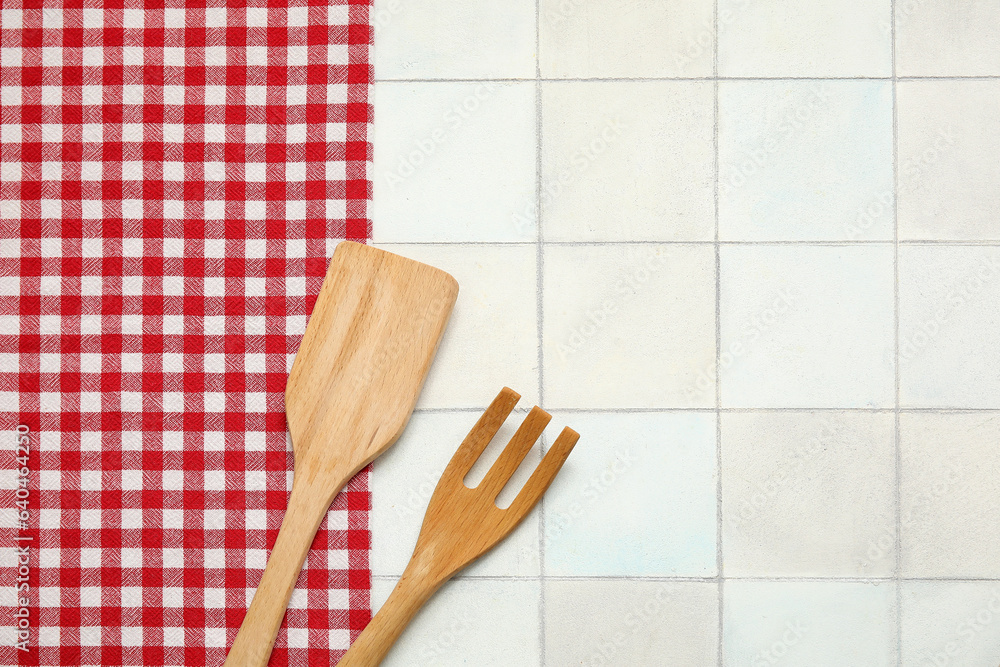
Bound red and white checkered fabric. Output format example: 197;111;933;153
0;1;372;665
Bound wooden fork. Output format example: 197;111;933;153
335;387;579;666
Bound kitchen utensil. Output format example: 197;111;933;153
224;241;459;667
335;387;579;666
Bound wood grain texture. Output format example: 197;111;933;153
224;241;458;667
336;388;580;667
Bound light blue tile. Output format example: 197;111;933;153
543;412;717;577
371;412;541;579
372;82;537;243
720;245;895;408
373;578;541;667
719;80;894;241
724;580;897;667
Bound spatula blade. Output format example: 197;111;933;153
285;241;458;479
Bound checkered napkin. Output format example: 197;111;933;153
0;2;372;665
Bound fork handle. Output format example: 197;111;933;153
336;565;442;667
224;479;336;667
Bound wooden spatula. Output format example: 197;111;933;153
335;387;579;666
224;241;458;667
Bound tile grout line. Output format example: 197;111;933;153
891;1;903;664
375;75;1000;83
414;406;1000;414
534;2;546;664
713;0;724;662
378;239;1000;247
372;574;1000;583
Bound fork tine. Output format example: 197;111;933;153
439;387;520;486
503;426;579;523
478;406;551;499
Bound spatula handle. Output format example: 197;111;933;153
336;566;441;667
224;480;333;667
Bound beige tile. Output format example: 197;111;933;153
900;412;1000;578
545;580;718;667
899;246;1000;408
901;582;1000;667
718;0;891;77
375;243;539;409
543;244;716;409
541;81;715;242
373;0;535;79
722;411;896;577
897;80;1000;240
539;0;715;78
896;0;1000;76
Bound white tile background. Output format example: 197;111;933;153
369;0;1000;664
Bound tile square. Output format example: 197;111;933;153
373;0;535;79
722;411;896;577
897;80;1000;240
724;581;897;667
372;578;540;667
539;0;715;78
718;0;892;77
900;413;1000;578
896;1;1000;76
544;412;717;577
545;580;718;667
543;244;716;409
899;246;1000;408
373;82;537;243
541;81;715;242
720;245;895;408
902;581;1000;667
371;412;541;578
719;80;894;241
375;244;538;409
